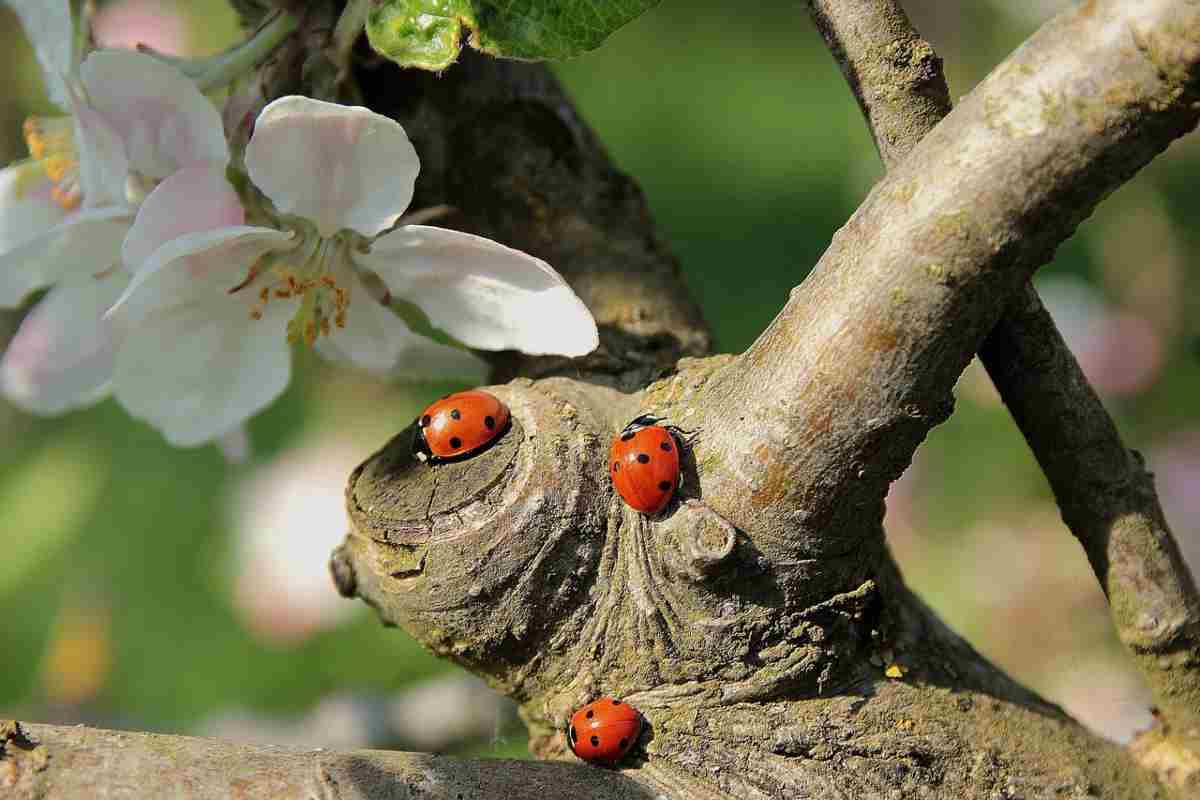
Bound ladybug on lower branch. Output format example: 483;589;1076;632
568;697;643;765
414;390;510;463
610;415;683;515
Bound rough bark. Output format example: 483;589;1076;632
0;721;658;799
14;0;1200;797
806;0;1200;789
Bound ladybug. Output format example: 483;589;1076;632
567;697;643;764
414;390;510;463
610;416;682;515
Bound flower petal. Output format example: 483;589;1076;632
8;0;74;110
111;224;292;323
0;205;129;307
115;166;292;319
113;292;293;447
357;225;599;357
80;50;229;178
0;162;69;256
314;272;487;379
1;274;128;414
245;96;418;238
69;90;131;208
122;165;245;269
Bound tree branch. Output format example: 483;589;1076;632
804;0;1200;780
980;293;1200;784
684;0;1200;560
0;721;658;799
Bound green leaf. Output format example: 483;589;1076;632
365;0;660;71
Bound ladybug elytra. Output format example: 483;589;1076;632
414;390;510;463
567;697;643;764
610;416;682;515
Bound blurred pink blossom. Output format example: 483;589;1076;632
1148;431;1200;577
1037;276;1164;398
91;0;188;56
226;437;367;645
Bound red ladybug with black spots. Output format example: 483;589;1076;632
610;415;683;515
414;390;510;463
568;697;643;764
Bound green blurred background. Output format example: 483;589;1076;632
2;0;1198;754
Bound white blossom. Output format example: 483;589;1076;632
112;96;597;446
0;3;228;415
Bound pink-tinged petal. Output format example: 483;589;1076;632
113;293;293;447
8;0;74;110
0;163;69;257
358;225;598;357
92;0;188;55
122;165;245;268
111;224;293;324
245;96;418;238
80;50;228;178
314;272;487;379
0;205;129;307
1;274;129;414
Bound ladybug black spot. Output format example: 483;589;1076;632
612;699;621;705
590;736;600;747
620;738;629;748
660;441;672;452
637;453;650;464
484;415;495;429
449;436;462;449
613;462;620;472
586;709;594;719
620;431;635;442
658;481;671;491
450;408;461;420
420;415;431;427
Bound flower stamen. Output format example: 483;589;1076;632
23;115;82;210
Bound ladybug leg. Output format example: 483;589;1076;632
624;414;664;434
411;424;433;464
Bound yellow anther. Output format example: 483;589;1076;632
50;183;81;211
23;116;81;210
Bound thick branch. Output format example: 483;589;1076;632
687;0;1200;559
329;3;1200;797
1;721;659;799
805;0;1200;764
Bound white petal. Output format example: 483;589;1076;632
70;92;131;208
7;0;74;110
0;274;128;414
122;165;245;269
0;162;69;256
113;294;293;447
111;224;292;323
0;205;129;307
314;272;487;379
245;96;418;238
80;50;229;178
358;226;599;357
116;166;291;318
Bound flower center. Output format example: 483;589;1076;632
23;115;82;210
235;233;351;346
